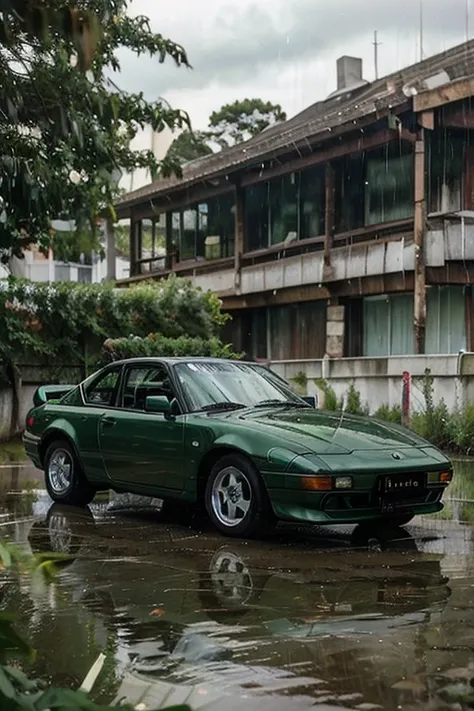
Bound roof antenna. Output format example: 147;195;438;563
373;31;381;79
331;392;347;447
419;0;424;61
466;0;470;41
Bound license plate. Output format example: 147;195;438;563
381;473;425;494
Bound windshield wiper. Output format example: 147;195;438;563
254;399;309;408
199;401;247;412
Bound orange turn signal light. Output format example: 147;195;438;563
440;471;453;483
301;476;333;491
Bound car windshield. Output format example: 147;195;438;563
174;361;307;412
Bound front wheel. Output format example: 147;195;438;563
205;454;272;538
44;439;95;507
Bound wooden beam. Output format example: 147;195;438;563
240;128;416;189
220;272;416;310
413;128;426;354
234;185;244;291
413;77;474;113
324;163;335;264
418;110;434;130
131;185;234;221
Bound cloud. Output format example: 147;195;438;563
115;0;470;102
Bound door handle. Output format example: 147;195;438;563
102;417;117;428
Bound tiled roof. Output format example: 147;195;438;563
116;39;474;211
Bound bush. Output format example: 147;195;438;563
314;378;339;410
345;381;369;416
0;275;231;383
100;334;241;364
373;404;402;424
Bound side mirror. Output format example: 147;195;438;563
302;395;318;408
146;395;171;414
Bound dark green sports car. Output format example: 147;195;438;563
23;357;453;538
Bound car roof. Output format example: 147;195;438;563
106;357;259;367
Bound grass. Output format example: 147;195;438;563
0;438;26;465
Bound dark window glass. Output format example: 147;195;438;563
335;154;365;232
121;365;171;410
181;208;197;260
84;368;121;406
245;182;269;251
299;166;325;239
269;173;298;245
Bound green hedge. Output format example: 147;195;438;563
100;334;241;364
0;275;231;383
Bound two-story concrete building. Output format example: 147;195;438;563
113;40;474;411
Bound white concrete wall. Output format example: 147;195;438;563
269;354;471;413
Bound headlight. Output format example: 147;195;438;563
334;476;353;489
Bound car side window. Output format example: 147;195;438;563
84;368;121;406
121;365;176;411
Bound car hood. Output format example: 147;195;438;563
235;407;432;455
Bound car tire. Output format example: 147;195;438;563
44;439;95;507
205;453;272;538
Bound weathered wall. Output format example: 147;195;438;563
0;384;38;440
269;353;472;413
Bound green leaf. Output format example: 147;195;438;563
0;543;12;568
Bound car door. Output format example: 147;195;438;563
98;363;186;494
54;364;124;482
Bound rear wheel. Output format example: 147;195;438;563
44;439;95;507
205;454;272;538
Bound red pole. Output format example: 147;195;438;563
402;371;411;427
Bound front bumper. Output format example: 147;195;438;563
264;469;450;524
22;431;42;469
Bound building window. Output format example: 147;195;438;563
365;149;414;225
242;309;268;360
363;294;414;356
428;130;464;213
425;286;466;353
335;154;365;232
268;302;326;360
181;208;198;261
270;173;299;245
299;165;325;240
245;183;269;252
169;194;235;263
245;167;326;251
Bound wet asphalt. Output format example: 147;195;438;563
1;457;474;710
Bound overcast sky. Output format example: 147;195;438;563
116;0;472;133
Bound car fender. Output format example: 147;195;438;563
40;419;81;462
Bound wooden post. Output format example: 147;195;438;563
414;128;426;354
165;212;173;269
324;162;335;264
234;184;245;292
129;218;136;276
105;217;116;281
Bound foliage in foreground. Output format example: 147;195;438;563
0;542;190;710
0;275;231;384
0;0;189;262
317;370;474;455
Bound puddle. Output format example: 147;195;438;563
0;458;473;709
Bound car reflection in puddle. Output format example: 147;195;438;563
21;501;452;710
